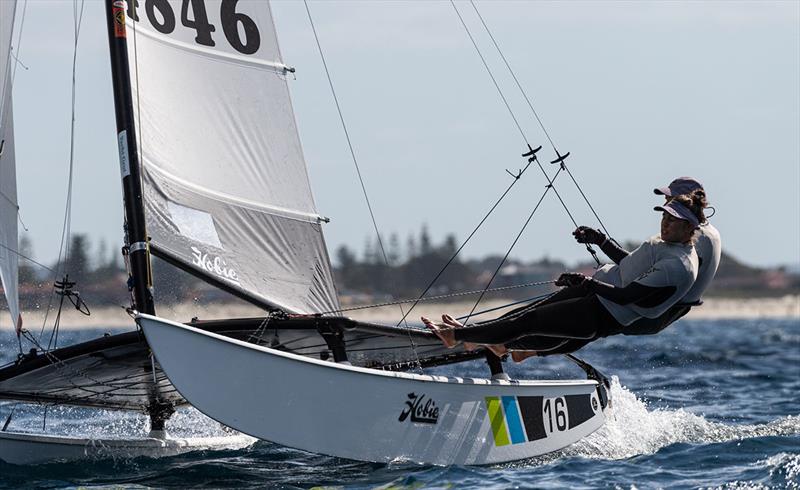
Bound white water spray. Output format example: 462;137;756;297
560;377;800;461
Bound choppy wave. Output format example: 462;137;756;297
0;318;797;489
1;404;238;440
564;378;799;460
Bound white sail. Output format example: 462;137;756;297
123;0;339;314
0;0;21;333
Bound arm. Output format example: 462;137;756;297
572;226;629;264
585;278;675;307
556;272;675;306
599;238;629;264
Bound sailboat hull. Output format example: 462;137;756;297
0;430;255;465
138;314;608;465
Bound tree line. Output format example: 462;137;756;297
6;228;799;310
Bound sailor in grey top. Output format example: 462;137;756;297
504;177;721;359
423;193;705;357
653;176;721;304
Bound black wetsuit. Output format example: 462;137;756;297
453;279;677;347
497;239;694;355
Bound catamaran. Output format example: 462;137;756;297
1;0;611;465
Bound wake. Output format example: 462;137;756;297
561;377;799;460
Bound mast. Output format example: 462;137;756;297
104;0;154;316
105;0;171;432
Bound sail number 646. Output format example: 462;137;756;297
127;0;261;55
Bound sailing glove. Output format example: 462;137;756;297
572;226;606;245
555;272;589;288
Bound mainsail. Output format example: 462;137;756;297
124;0;339;314
0;0;21;334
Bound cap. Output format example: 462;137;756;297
654;176;703;197
654;200;700;228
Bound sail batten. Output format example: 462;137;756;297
144;158;328;224
126;0;339;314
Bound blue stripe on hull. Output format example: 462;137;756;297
501;396;526;444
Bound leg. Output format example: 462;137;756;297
506;337;593;362
452;294;605;345
422;315;508;355
494;286;591;322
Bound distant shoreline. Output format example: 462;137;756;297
13;295;799;331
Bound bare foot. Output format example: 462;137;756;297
510;350;538;363
421;316;458;348
440;314;477;351
441;314;463;328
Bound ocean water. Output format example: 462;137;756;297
0;317;798;489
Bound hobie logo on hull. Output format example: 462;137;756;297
191;247;240;285
398;392;439;424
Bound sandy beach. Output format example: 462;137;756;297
14;295;799;331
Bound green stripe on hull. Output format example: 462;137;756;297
485;397;510;446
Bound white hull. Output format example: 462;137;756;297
0;430;255;465
138;314;609;465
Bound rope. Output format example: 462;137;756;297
305;279;555;316
303;1;422;372
451;1;600;268
39;0;85;342
462;178;558;324
455;291;553;322
469;0;614;239
19;329;143;401
389;1;591;330
450;1;527;143
247;313;274;345
0;242;56;273
394;154;538;326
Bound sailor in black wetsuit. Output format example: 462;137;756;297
423;191;706;358
505;178;721;360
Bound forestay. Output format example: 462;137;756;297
124;0;339;314
0;0;21;333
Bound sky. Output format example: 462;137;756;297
8;0;800;270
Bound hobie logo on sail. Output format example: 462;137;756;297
191;247;240;285
398;392;439;424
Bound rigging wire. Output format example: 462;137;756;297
392;3;579;326
9;0;28;86
453;2;607;270
394;155;538;326
0;242;56;273
450;0;600;320
450;1;527;143
450;0;572;210
302;0;423;373
39;0;86;345
319;278;555;316
468;0;613;239
462;179;558;325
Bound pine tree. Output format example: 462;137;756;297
63;234;90;282
336;244;357;269
406;235;417;261
419;224;432;256
387;233;400;266
17;234;37;284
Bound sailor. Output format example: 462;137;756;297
423;190;706;357
504;177;722;359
